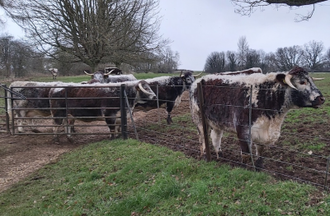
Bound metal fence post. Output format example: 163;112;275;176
324;156;330;191
10;87;15;135
4;85;9;133
120;84;128;139
248;85;256;171
197;82;211;162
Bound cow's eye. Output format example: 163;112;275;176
300;81;307;85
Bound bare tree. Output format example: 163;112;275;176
156;47;180;73
301;40;325;71
226;51;238;71
274;45;303;71
232;0;327;20
237;36;249;69
0;35;43;77
324;48;330;70
245;49;261;69
4;0;165;71
204;51;226;73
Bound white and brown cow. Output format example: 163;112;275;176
49;68;58;80
49;80;156;142
7;81;69;133
189;66;325;168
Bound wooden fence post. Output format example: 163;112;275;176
197;82;211;162
120;84;128;139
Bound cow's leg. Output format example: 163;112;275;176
166;102;174;124
105;116;117;139
210;129;223;159
196;123;206;159
16;110;25;133
255;144;265;170
236;127;251;164
65;114;75;143
52;116;64;143
30;119;42;133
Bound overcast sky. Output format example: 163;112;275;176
1;1;330;71
159;1;330;70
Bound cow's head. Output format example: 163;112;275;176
135;80;157;104
180;71;196;90
276;66;325;108
84;70;106;83
105;67;122;75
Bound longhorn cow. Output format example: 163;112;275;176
49;80;156;142
134;71;196;124
189;66;325;168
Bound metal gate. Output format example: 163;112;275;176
3;84;137;140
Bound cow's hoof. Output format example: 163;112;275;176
52;137;60;144
218;151;223;158
67;137;74;143
255;158;264;171
31;129;41;133
166;117;173;125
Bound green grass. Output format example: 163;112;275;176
0;139;328;216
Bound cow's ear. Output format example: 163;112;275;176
275;73;287;86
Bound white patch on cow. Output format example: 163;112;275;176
144;76;171;85
174;95;182;107
251;114;286;154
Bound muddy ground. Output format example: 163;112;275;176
1;92;330;195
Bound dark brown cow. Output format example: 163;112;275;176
49;80;156;142
190;67;325;168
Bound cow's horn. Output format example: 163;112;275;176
84;70;94;76
138;82;153;95
284;74;297;90
312;77;324;81
194;72;203;77
104;69;115;76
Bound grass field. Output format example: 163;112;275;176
0;72;330;215
0;139;329;216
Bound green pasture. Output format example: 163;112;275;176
0;139;329;216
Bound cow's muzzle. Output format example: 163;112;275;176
312;96;325;108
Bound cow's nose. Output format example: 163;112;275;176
320;96;325;104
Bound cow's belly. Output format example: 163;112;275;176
251;115;284;145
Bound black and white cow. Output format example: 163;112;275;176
104;66;122;75
189;67;325;168
83;69;136;84
105;74;137;83
134;71;196;124
49;68;58;80
84;69;111;83
7;81;68;133
49;80;156;142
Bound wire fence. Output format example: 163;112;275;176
1;83;330;191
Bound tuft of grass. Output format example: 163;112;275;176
0;139;329;215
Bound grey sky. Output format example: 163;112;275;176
159;1;330;70
1;1;330;71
